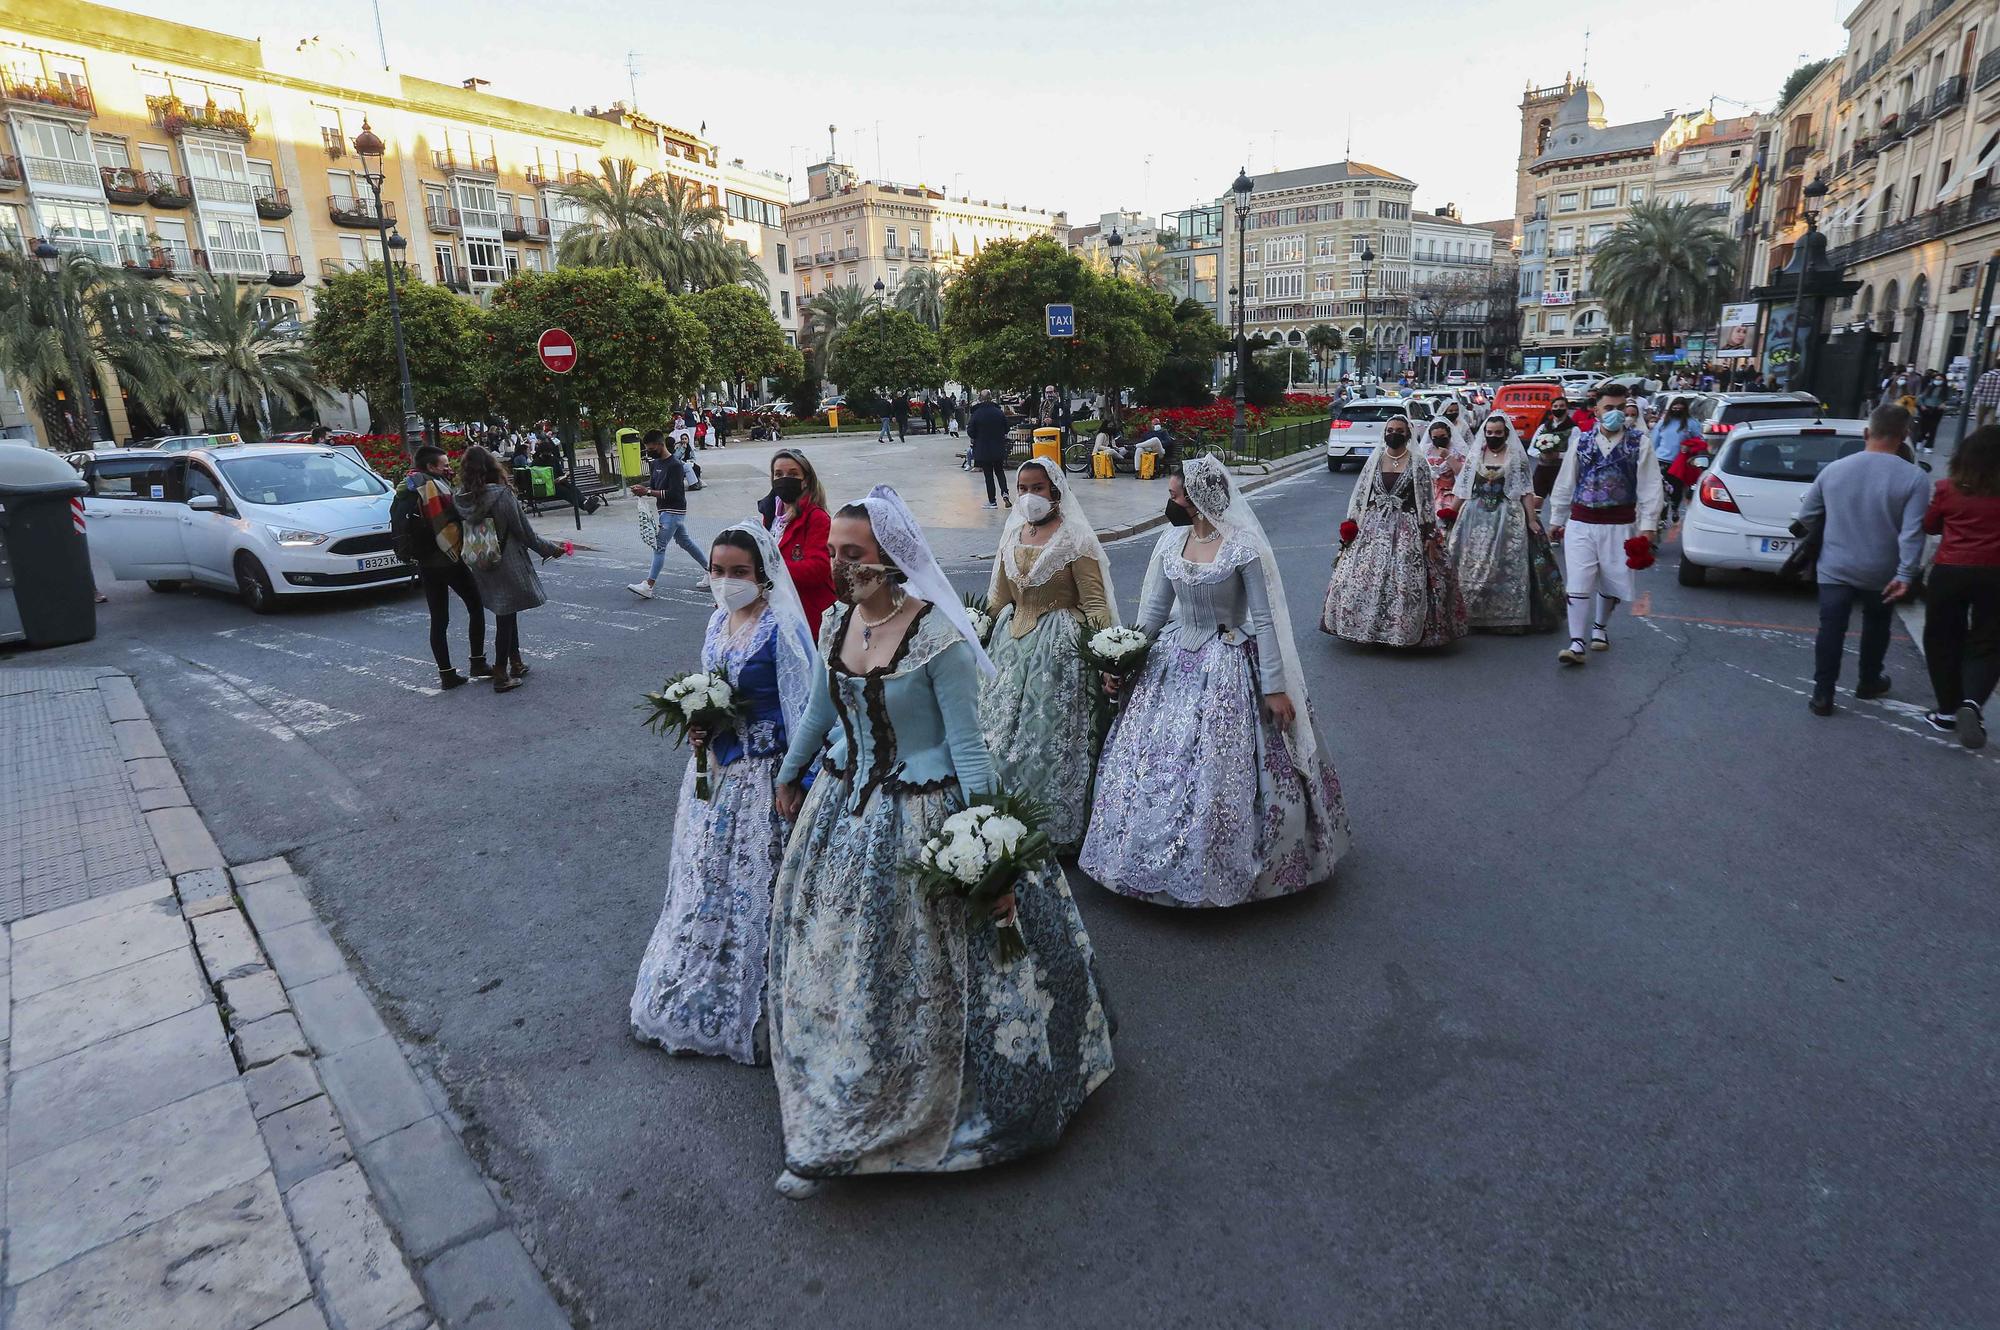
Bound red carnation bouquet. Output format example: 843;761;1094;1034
1624;534;1656;570
1339;519;1359;545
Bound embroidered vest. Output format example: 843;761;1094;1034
1574;431;1642;509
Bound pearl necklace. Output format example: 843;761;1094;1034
856;590;907;647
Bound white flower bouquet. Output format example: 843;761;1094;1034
961;592;995;646
908;790;1054;963
1083;625;1152;683
639;670;740;800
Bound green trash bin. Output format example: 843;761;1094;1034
0;443;96;648
528;465;555;499
616;427;643;483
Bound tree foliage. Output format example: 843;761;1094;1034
892;266;947;330
306;265;488;432
173;273;326;437
555;159;764;295
1140;297;1228;407
682;284;789;401
1780;58;1833;110
1592;202;1736;361
828;308;947;404
0;250;181;449
1305;323;1344;388
483;267;710;432
802;284;881;365
770;344;820;417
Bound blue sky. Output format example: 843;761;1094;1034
135;0;1848;224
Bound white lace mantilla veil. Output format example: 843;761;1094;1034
1454;416;1532;505
1161;455;1326;772
857;484;997;677
1347;416;1439;526
722;520;819;734
986;458;1119;610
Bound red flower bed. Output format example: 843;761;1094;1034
1126;402;1268;451
345;432;469;477
1281;392;1334;412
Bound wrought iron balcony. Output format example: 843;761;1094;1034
815;251;836;265
1979;49;2000;92
1933;75;1968;115
504;214;550;240
882;244;904;259
122;241;202;277
1783;144;1813;172
146;95;255;141
426;204;461;232
433;150;498;176
254;187;291;219
147;173;194;208
101;165;149;204
1;75;93;116
266;255;305;286
907;245;930;260
1826;186;2000;269
837;246;861;261
329;194;394;228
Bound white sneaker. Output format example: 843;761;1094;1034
774;1169;821;1200
626;581;656;599
983;501;999;509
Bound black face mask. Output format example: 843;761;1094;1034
1165;496;1195;527
1384;432;1409;450
773;476;806;503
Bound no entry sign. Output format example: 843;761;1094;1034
537;328;577;374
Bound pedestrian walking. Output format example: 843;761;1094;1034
1796;404;1932;716
967;390;1013;509
629;523;818;1064
1323;416;1467;648
876;407;894;442
628;429;707;599
1530;400;1574;500
1422;417;1466;518
1916;372;1946;450
757;448;834;636
391;444;489;689
1651;397;1700;521
1547;382;1663;665
452;445;574;693
1974;354;2000;429
1448;415;1564;634
1918;422;2000;746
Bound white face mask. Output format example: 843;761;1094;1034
709;576;762;612
1015;492;1054;524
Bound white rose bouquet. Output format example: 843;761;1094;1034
1083;625;1152;686
639;670;740;800
908;789;1054;964
961;592;995;646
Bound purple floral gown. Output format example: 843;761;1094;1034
1080;530;1350;907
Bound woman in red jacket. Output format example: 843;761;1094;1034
759;448;835;637
1921;423;2000;747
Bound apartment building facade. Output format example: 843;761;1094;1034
0;0;780;443
1219;160;1419;379
785;159;1065;317
1409;204;1496;377
1513;78;1753;367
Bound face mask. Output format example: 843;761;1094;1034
1165;496;1195;527
710;576;761;612
1429;431;1451;450
1384;432;1409;451
773;476;806;503
1016;493;1053;524
1599;409;1628;435
832;559;894;604
1485;435;1507;449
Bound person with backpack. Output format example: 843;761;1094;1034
392;445;489;689
452;445;574;694
627;429;708;599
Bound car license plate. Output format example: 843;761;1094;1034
357;553;400;572
1759;538;1791;554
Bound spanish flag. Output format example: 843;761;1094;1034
1742;150;1766;217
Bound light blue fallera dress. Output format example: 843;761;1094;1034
770;602;1115;1178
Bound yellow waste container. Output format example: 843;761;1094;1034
1138;451;1160;480
1033;427;1063;465
616;427;643;482
828;408;840;430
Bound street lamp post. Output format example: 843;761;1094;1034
1232;167;1253;457
351;120;422;455
1705;254;1725;390
1791;174;1830;394
1360;244;1376;388
32;237;84;446
1107;226;1125;280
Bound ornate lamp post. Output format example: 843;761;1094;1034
1107;225;1125;279
1360;244;1376;387
1791;174;1829;391
1705;254;1724;387
351;120;422;453
1232;167;1253;456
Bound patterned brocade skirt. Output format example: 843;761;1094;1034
768;774;1115;1178
979;606;1097;851
1079;626;1349;907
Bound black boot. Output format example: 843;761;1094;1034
439;668;470;690
468;655;493;678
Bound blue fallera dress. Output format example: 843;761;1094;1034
770;603;1115;1178
629;610;792;1065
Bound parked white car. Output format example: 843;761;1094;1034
1326;397;1435;472
1678;417;1865;586
78;443;412;611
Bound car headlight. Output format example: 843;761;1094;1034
264;525;328;547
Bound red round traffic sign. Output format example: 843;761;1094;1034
536;328;577;374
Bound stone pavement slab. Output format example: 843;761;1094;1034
193;907;268;982
8;878;173;941
419;1228;571;1330
8;1003;235;1163
243;1052;321;1120
145;804;228;877
261;1093;352;1191
9;945;210;1070
284;1161;427;1330
235;1010;310;1068
9;1173;312;1330
10;894;188;998
290;973;391;1056
7;1080;267;1284
317;1035;432;1147
358;1115;502;1261
239;873;319;934
259;918;346;988
224;968;291;1026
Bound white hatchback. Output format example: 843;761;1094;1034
1327;398;1434;472
79;443;412;612
1678;418;1865;586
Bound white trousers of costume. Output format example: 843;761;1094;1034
1563;520;1634;642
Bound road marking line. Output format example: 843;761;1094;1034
1724;662;1991;761
216;626;439;696
177;656;362;741
1633;608;1909;641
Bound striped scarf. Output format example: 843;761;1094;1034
412;474;462;562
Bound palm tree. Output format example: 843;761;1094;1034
1305;323;1344;389
169;273;326;437
0;248;183;449
553;157;674;278
803;284;881;364
1590;202;1736;368
691;233;769;297
893;266;946;330
1131;242;1172;292
648;175;732;293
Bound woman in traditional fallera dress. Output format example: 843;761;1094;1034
980;460;1117;852
629;523;818;1065
1423;417;1466;519
1448;415;1567;634
767;486;1113;1198
1080;457;1350;908
1322;415;1468;647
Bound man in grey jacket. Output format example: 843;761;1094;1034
1797;404;1933;715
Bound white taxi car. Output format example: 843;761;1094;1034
77;443;411;612
1677;417;1865;586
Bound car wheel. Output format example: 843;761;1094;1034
235;553;278;613
145;579;183;593
1327;459;1339;474
1677;556;1709;588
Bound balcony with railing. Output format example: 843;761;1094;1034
882;244;904;259
814;250;836;265
1783;142;1815;172
837;246;861;261
329;194;394;228
433;262;469;292
320;257;416;281
2;75;94;116
426;204;461;232
1979;49;2000;92
320;127;346;159
1826;185;2000;269
266;255;305;287
0;154;19;190
146;95;255;141
907;244;931;261
501;214;550;241
204;247;269;278
101;166;148;204
191;174;256;207
24;154;99;190
1934;75;1968;116
433;150;498;176
1854;136;1879;162
120;240;202;277
254;187;291;219
147;174;194;208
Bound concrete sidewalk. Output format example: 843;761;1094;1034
0;668;567;1329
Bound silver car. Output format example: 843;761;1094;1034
1326;397;1434;472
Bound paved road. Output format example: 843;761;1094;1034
11;461;1997;1328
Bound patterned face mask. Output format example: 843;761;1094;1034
831;559;895;604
